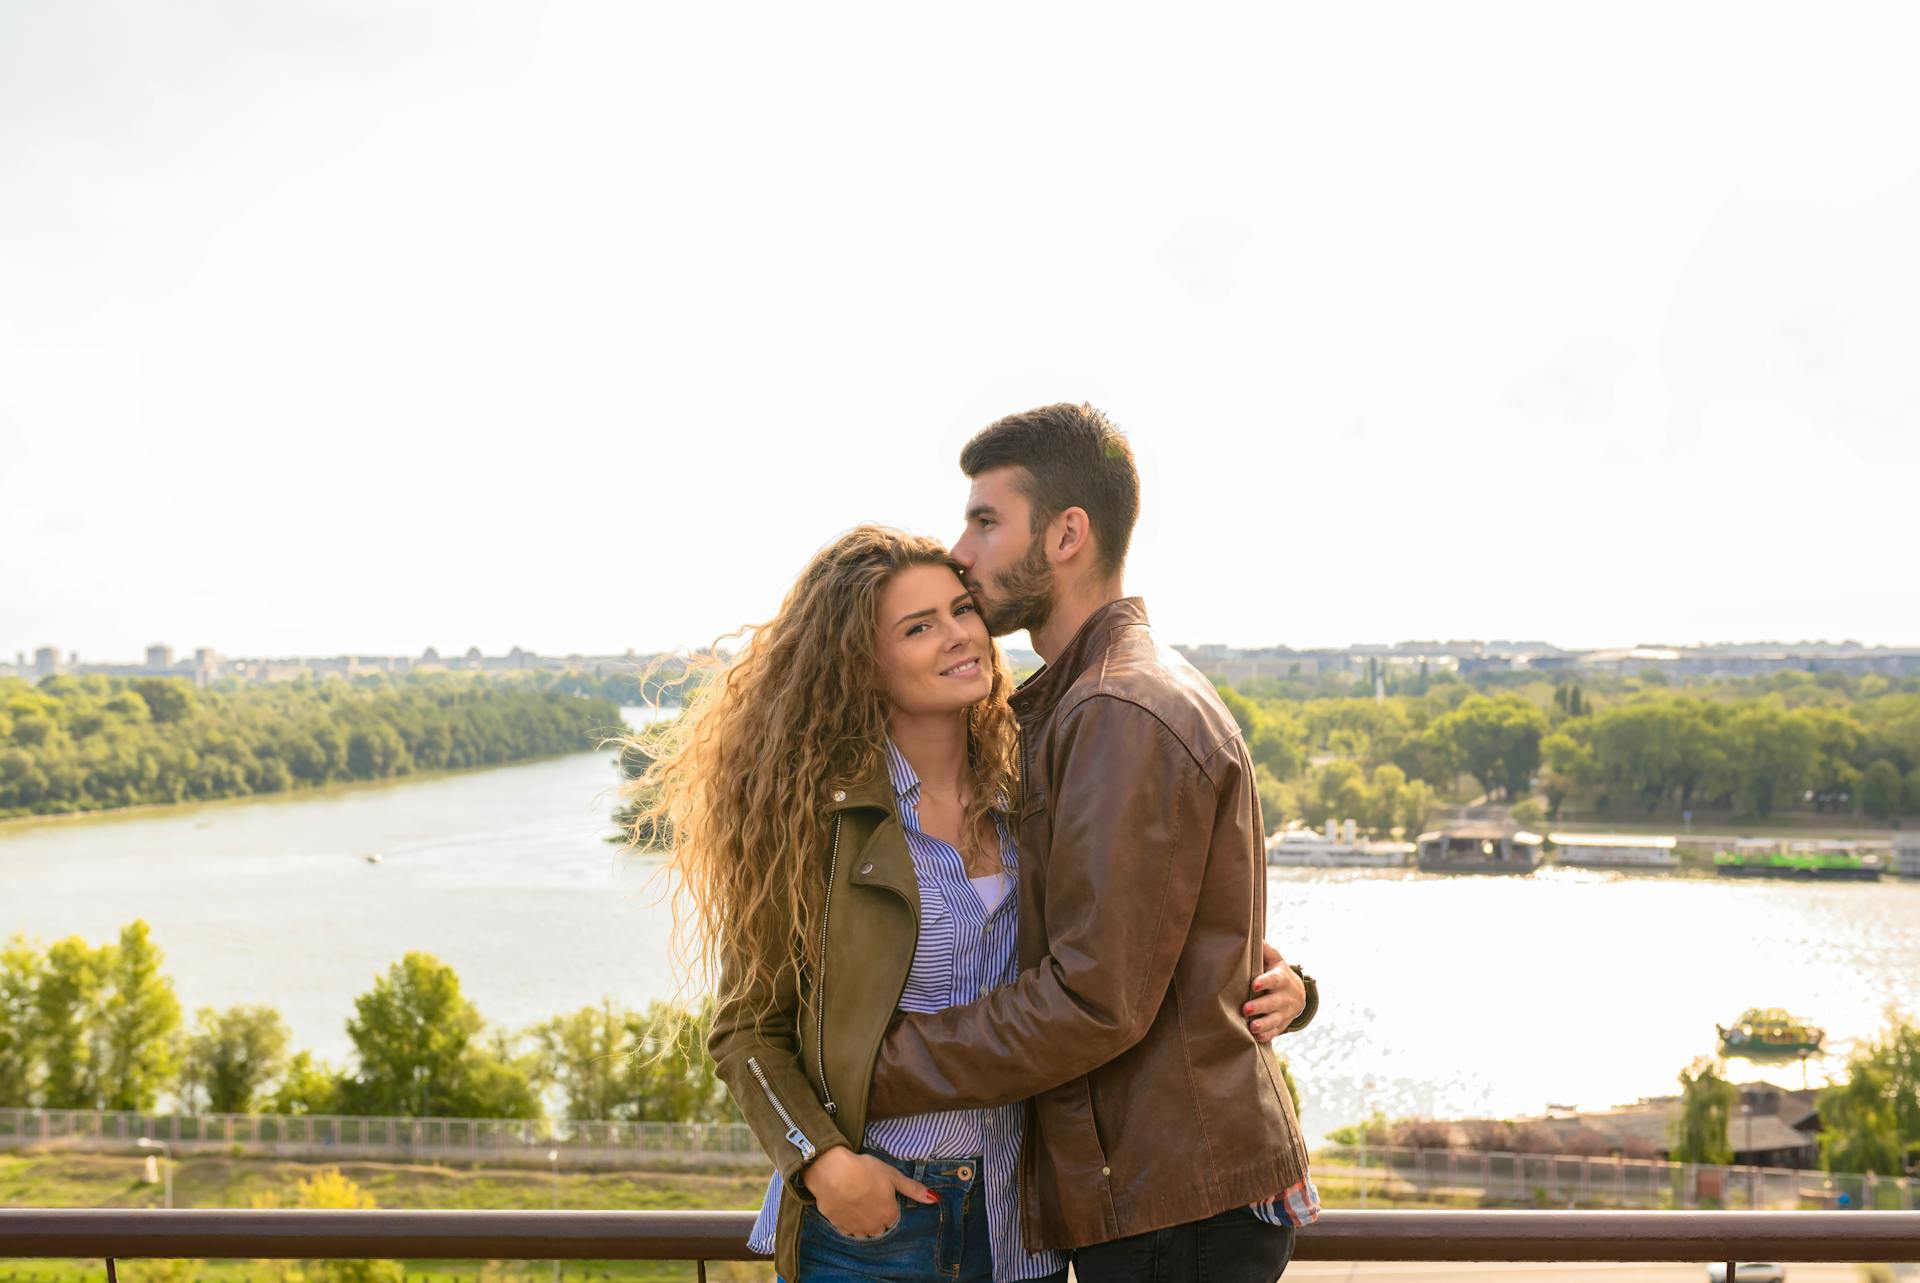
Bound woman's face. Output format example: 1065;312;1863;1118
874;563;993;718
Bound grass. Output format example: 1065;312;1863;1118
0;1151;775;1283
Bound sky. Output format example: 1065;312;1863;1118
4;1;1917;664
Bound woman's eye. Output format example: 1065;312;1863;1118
906;622;929;637
955;602;975;615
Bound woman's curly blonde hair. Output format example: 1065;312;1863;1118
626;524;1020;1018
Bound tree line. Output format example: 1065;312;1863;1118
0;673;625;818
1670;1017;1920;1179
0;921;736;1125
1215;668;1920;832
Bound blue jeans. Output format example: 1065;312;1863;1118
788;1151;1067;1283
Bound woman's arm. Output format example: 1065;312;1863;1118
707;941;935;1235
706;944;849;1198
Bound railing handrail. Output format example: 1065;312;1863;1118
4;1209;1920;1261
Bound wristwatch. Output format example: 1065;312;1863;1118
1284;964;1318;1033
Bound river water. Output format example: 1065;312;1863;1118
4;715;1917;1144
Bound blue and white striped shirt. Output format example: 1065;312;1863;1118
747;741;1066;1280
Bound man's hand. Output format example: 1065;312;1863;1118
1244;940;1306;1044
803;1145;936;1238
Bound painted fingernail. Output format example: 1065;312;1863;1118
1242;1003;1255;1015
922;1192;939;1203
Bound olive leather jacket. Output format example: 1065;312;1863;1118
866;597;1314;1251
706;757;930;1282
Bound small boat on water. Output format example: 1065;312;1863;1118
1267;819;1414;868
1714;839;1883;881
1718;1007;1824;1058
363;852;384;865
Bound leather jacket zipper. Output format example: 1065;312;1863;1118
814;814;842;1115
746;1054;816;1162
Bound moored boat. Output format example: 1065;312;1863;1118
1267;818;1414;868
1416;824;1543;875
1895;832;1920;879
1713;839;1883;881
1548;831;1678;869
1717;1007;1825;1058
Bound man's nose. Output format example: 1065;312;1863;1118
950;531;975;569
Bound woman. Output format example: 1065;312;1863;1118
632;525;1067;1283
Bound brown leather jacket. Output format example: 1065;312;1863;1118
867;598;1313;1251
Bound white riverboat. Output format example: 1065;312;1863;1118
1267;818;1415;868
1548;831;1679;869
1895;831;1920;879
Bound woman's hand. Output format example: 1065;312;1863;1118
1245;940;1307;1043
803;1146;936;1238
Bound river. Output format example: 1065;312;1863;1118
4;713;1917;1144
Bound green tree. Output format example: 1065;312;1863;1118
179;1005;291;1114
1431;694;1549;800
266;1051;343;1116
0;937;39;1106
1820;1016;1920;1177
533;1000;630;1121
96;921;182;1111
617;1000;737;1123
339;952;537;1118
36;936;107;1109
1538;730;1592;818
1726;704;1821;817
1671;1057;1735;1166
1860;759;1904;818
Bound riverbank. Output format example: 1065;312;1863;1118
0;747;616;836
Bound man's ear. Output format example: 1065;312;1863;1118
1047;506;1095;566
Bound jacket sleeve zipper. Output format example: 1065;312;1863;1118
746;1054;817;1163
814;813;842;1115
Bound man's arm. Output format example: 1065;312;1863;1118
867;695;1216;1117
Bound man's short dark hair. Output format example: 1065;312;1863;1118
959;402;1140;576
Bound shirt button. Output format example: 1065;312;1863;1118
831;789;846;802
1101;1166;1112;1177
979;985;990;998
858;862;874;875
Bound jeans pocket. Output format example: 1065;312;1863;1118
810;1196;906;1244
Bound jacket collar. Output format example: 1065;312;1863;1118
822;753;920;912
825;755;896;813
1012;597;1149;720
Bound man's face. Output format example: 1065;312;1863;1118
951;466;1056;638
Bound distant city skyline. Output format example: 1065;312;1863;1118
5;3;1917;658
9;634;1918;691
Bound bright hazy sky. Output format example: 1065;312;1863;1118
5;2;1917;663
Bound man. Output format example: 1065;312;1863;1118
865;403;1319;1282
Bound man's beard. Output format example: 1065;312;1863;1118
975;539;1055;638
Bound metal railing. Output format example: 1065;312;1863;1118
12;1107;1916;1211
1325;1143;1920;1211
0;1106;763;1167
4;1208;1920;1269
